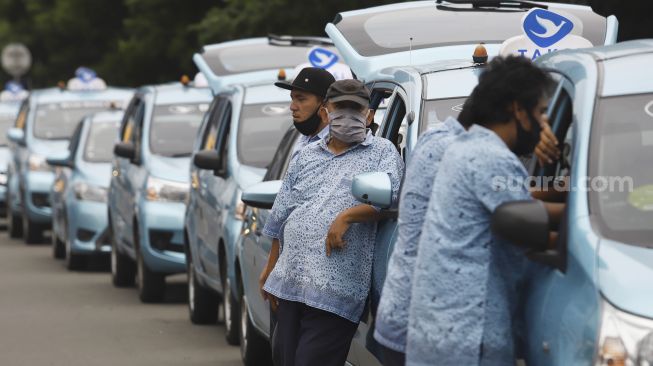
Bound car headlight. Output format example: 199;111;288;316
596;299;653;366
0;172;7;186
29;154;51;172
146;176;189;203
74;182;108;203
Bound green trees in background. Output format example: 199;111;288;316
0;0;650;88
0;0;395;88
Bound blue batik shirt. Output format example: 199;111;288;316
374;117;465;352
406;125;532;366
262;131;404;323
290;125;330;160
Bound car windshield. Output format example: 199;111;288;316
335;5;606;57
237;103;293;168
419;97;467;134
202;43;337;76
0;113;15;145
33;101;117;140
84;121;120;163
590;93;653;246
149;103;208;157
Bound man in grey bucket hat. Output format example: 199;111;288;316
259;79;404;366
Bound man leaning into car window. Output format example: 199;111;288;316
258;79;404;366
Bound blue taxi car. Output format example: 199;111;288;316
109;80;212;303
491;39;653;366
0;100;23;218
5;70;132;243
184;36;340;349
239;1;616;365
47;111;123;270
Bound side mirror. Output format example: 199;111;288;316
193;149;220;171
241;180;282;210
7;128;25;146
351;172;392;209
114;142;136;160
491;200;549;251
46;153;72;168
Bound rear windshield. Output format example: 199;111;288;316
335;5;606;57
420;97;467;133
202;43;338;76
590;94;653;246
237;103;292;168
0;113;15;146
84;121;120;163
149;103;208;157
33;101;119;140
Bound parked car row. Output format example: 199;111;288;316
3;1;653;365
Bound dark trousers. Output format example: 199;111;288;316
380;344;405;366
273;299;358;366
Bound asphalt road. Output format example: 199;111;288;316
0;226;241;366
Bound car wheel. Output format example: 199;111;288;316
135;225;165;303
187;254;218;324
110;215;136;287
7;192;23;238
239;285;272;366
22;208;43;244
64;218;85;270
52;229;65;259
224;278;240;345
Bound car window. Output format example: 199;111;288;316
419;97;467;133
589;93;653;246
381;95;408;159
237;103;293;169
149;102;208;157
14;101;28;130
84;121;120;163
263;127;299;181
216;101;233;173
0;113;15;146
33;101;118;140
67;121;85;159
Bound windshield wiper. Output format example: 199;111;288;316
435;0;547;10
167;152;192;158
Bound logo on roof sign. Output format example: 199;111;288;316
309;48;339;69
75;67;97;83
523;9;574;48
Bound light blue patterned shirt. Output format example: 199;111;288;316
263;131;404;323
290;125;330;160
374;117;465;352
406;125;532;366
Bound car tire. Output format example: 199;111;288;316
110;215;136;287
22;209;44;244
8;213;23;238
224;278;240;345
52;231;65;259
187;254;218;324
239;285;272;366
64;216;85;270
136;244;166;303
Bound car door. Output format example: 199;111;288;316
112;96;144;248
194;97;225;280
198;95;232;280
242;127;298;333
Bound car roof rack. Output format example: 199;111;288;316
267;34;333;47
435;0;548;11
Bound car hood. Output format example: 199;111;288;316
77;162;112;188
0;147;10;172
148;155;191;183
30;139;69;158
236;164;266;190
598;238;653;318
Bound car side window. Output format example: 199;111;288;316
381;94;408;159
263;128;299;181
120;98;143;144
215;101;233;173
369;87;394;135
68;121;84;159
202;98;225;150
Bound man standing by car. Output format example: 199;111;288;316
406;56;561;366
275;67;335;159
259;79;404;366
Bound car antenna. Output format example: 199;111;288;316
407;37;415;124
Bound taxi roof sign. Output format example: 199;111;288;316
0;80;28;102
293;46;353;81
500;8;592;61
67;67;107;91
